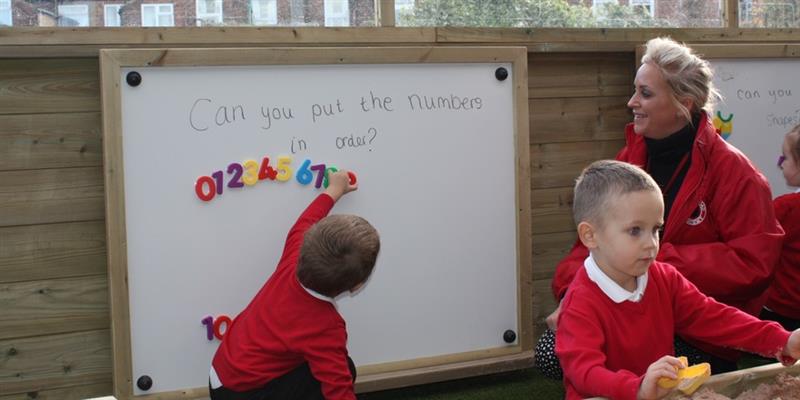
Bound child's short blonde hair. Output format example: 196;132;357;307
641;37;721;123
573;160;661;226
297;215;380;297
787;123;800;161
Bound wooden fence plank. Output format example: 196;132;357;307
436;27;800;44
0;221;106;284
0;167;105;227
0;113;102;171
528;53;634;99
0;59;99;115
531;186;575;235
530;140;625;189
0;27;435;46
0;330;111;396
0;276;109;340
530;97;630;144
0;382;111;400
532;231;576;281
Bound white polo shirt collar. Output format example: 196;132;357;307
301;283;336;304
584;253;648;303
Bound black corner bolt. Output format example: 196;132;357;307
495;67;508;81
126;71;142;87
136;375;153;391
503;329;517;343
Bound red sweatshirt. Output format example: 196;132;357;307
553;112;784;360
556;260;790;400
212;194;356;399
767;192;800;320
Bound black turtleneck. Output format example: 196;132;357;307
644;113;700;223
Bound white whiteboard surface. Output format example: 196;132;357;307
711;59;800;196
103;48;530;398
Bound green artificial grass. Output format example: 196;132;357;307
358;356;777;399
359;368;564;400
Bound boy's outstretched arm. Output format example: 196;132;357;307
324;170;358;203
779;329;800;365
278;170;358;267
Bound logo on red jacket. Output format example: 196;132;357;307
686;201;707;226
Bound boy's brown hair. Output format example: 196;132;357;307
573;160;661;226
297;214;380;297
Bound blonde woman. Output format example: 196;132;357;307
537;37;784;379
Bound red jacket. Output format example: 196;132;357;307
212;194;356;399
552;112;784;360
557;261;790;400
766;192;800;319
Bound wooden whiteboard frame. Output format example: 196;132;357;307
100;46;532;400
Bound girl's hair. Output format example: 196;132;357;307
641;37;721;124
788;123;800;162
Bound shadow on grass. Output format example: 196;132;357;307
359;368;564;400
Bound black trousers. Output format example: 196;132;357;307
673;337;738;374
761;307;800;332
210;357;357;400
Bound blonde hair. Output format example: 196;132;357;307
573;160;661;226
788;124;800;162
641;37;721;124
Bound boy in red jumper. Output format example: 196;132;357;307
209;170;380;400
556;160;800;400
763;124;800;331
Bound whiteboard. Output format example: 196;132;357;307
710;59;800;196
100;47;531;398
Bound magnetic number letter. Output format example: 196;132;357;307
242;160;259;186
275;156;293;182
296;159;313;185
258;157;278;180
201;316;214;340
195;176;216;201
213;315;232;340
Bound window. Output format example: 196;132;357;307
105;4;122;27
740;0;753;23
142;4;174;27
739;0;799;28
592;0;618;11
762;1;798;27
58;4;89;27
289;0;305;25
631;0;654;17
324;0;349;26
0;0;11;26
251;0;277;25
196;0;223;26
395;0;414;15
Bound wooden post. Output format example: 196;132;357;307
377;0;395;27
725;0;739;28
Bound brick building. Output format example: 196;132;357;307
571;0;724;26
1;0;377;27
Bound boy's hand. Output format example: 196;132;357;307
324;170;358;203
778;329;800;366
637;356;683;400
545;302;561;331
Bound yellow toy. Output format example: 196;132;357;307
656;356;711;395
